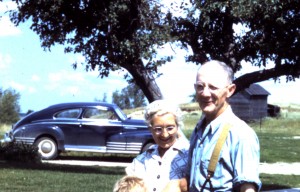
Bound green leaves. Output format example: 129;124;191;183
0;88;20;124
9;0;300;100
112;83;146;109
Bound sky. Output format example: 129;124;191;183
0;1;299;113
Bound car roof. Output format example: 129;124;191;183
45;102;117;110
31;102;118;118
14;102;121;128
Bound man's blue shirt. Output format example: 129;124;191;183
187;106;262;191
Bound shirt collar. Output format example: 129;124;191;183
199;105;233;135
145;138;187;156
209;105;232;134
172;137;189;152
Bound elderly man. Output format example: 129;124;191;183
185;60;262;192
164;60;261;192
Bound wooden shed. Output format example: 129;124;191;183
229;84;270;121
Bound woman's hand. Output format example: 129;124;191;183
162;178;188;192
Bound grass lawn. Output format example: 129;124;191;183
1;103;300;191
251;112;300;163
0;162;125;192
0;161;300;192
260;174;300;190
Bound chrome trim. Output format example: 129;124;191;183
14;137;35;145
31;121;124;127
107;141;126;145
123;125;147;129
65;145;106;152
107;141;142;153
106;150;140;154
124;126;137;130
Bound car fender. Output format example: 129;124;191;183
16;124;65;151
125;130;155;152
107;129;154;153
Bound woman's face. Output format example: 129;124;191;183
150;113;178;149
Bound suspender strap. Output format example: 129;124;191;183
207;123;231;175
200;177;213;192
200;123;231;192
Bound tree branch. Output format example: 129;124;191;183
234;63;300;94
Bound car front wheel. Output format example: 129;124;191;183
35;137;58;160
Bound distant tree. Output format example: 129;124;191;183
112;90;124;109
112;83;146;109
95;93;108;103
124;83;147;108
25;109;34;115
101;93;108;103
0;88;21;124
190;93;196;103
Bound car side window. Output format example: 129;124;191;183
55;109;81;119
83;108;118;120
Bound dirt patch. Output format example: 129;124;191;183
44;156;300;176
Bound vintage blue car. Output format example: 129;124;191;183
2;102;154;160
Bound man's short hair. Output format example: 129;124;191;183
201;60;234;84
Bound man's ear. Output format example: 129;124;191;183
226;84;236;98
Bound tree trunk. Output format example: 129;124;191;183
123;61;163;103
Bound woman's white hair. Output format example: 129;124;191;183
144;100;183;129
144;100;188;141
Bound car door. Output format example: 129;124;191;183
78;106;123;151
54;108;82;148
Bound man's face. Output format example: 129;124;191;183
195;64;232;120
149;113;178;149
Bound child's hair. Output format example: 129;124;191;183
113;176;147;192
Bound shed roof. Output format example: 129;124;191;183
244;84;270;96
229;93;249;104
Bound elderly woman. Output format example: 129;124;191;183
125;100;189;192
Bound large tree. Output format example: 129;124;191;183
5;0;300;100
170;0;300;92
8;0;173;102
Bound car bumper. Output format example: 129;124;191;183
0;132;14;143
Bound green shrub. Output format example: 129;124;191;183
0;142;41;163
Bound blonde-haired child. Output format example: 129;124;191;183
113;176;147;192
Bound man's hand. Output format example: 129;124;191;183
240;183;256;192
